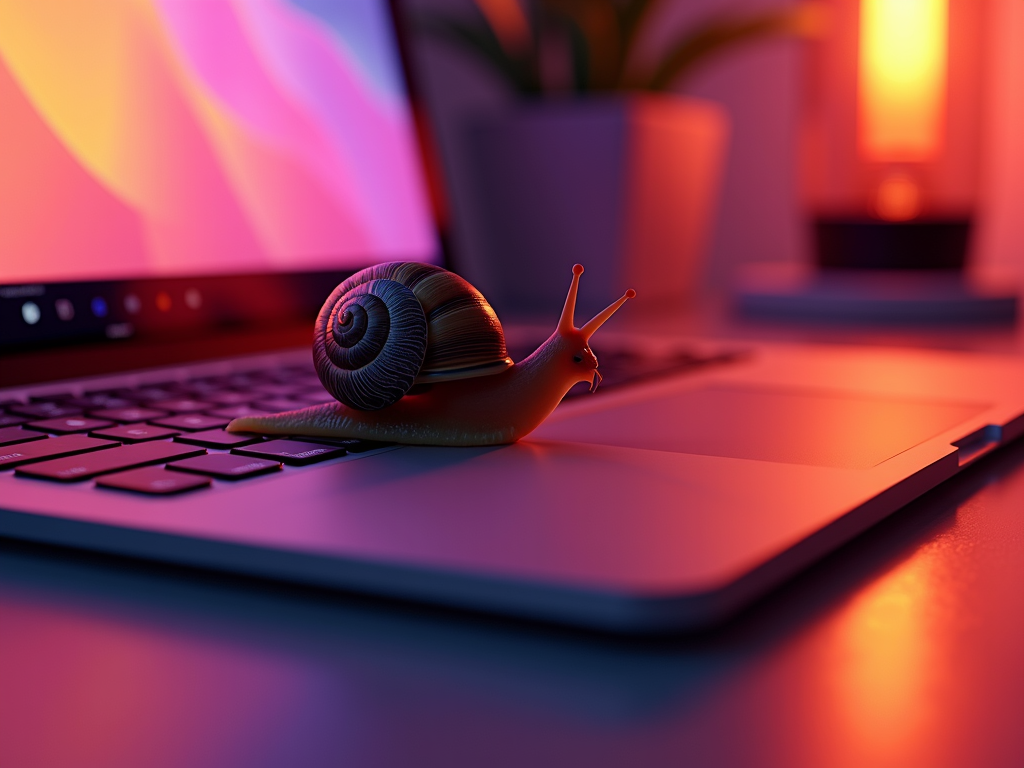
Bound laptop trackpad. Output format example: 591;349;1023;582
533;385;986;469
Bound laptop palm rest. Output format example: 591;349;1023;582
1;361;1008;633
533;384;987;469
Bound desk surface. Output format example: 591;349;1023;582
3;310;1023;768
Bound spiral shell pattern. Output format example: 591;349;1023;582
314;277;428;411
313;263;511;411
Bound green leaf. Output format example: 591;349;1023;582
541;0;624;91
412;1;812;97
412;11;541;96
645;9;807;92
617;0;664;80
558;12;591;93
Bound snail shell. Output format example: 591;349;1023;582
313;262;513;411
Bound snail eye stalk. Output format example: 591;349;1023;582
580;289;636;341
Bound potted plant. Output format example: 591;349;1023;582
414;0;818;314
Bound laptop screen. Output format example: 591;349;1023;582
0;0;441;352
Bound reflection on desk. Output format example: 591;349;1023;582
2;437;1023;768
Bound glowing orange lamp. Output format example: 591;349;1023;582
804;0;984;269
736;0;1015;321
859;0;947;172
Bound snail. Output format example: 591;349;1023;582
228;262;634;446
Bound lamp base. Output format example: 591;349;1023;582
814;217;971;270
734;263;1019;324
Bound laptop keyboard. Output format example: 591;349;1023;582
1;345;740;497
0;363;382;496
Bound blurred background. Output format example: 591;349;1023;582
401;0;1023;304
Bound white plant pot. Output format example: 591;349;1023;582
464;96;729;316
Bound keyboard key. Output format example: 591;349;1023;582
205;405;273;420
7;402;83;419
16;442;205;482
173;429;264;449
251;383;306;397
203;391;254;406
251;398;308;413
224;373;267;388
168;453;282;480
90;423;181;443
0;426;48;447
150;413;230;431
90;407;170;423
131;386;182;402
295;389;335;405
232;439;347;466
287;373;323;386
0;435;117;469
191;375;234;389
0;413;31;427
149;398;213;413
268;364;306;377
62;395;136;410
176;379;223;394
25;416;115;435
97;466;211;495
28;392;72;402
84;387;146;401
295;436;392;453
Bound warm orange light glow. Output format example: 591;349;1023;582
858;0;948;161
823;551;940;761
875;173;923;220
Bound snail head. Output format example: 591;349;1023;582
554;264;635;393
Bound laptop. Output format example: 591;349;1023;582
2;0;1022;633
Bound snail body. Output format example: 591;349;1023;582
229;264;634;446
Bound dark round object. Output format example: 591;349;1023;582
312;262;513;411
314;278;427;411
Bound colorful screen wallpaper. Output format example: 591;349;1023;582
0;0;438;284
